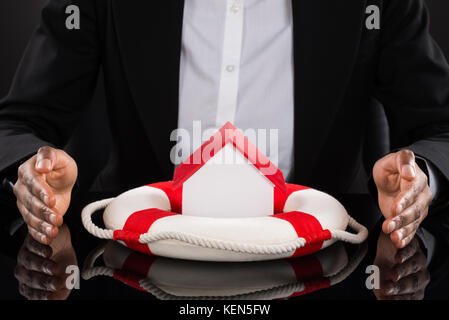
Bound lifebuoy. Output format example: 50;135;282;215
82;240;367;299
82;182;368;262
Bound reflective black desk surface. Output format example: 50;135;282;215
1;190;448;300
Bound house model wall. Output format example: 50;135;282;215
173;122;287;218
182;143;275;218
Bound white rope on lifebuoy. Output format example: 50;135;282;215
81;242;114;280
139;231;307;255
138;278;305;300
82;266;115;280
81;198;115;239
81;198;368;255
330;216;369;244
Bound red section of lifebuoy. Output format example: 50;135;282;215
113;208;178;254
113;252;156;292
286;254;331;297
146;181;183;213
274;183;310;213
273;211;332;257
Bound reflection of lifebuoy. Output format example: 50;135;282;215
82;182;368;262
82;241;367;300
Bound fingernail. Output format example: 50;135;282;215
40;234;47;243
47;280;57;291
397;229;404;241
36;159;51;170
385;286;396;295
396;203;403;214
388;221;396;233
45;226;53;236
50;214;58;225
402;164;416;178
42;194;49;205
43;262;54;275
36;160;44;169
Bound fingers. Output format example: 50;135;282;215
17;160;55;208
389;197;426;238
394;237;420;264
23;234;53;259
380;270;430;298
382;155;431;241
396;150;416;181
18;283;52;300
383;187;431;248
15;194;60;243
16;238;60;300
379;290;426;300
378;289;426;301
27;226;52;246
378;244;429;300
391;223;419;248
14;147;75;245
14;161;63;244
373;233;430;301
17;240;56;275
15;232;75;300
35;146;57;174
14;266;61;292
392;250;427;282
17;248;57;276
392;175;427;216
16;191;60;230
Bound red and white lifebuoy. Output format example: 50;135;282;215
81;182;368;262
82;240;367;299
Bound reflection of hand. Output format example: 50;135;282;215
373;232;430;300
14;225;77;300
373;150;432;248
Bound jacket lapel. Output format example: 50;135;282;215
291;0;366;184
111;0;185;176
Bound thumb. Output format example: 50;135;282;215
35;146;57;174
396;150;416;181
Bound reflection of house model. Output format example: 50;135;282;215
173;122;286;218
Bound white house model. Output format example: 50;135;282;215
173;122;286;218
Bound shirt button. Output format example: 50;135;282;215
226;65;236;72
230;4;240;14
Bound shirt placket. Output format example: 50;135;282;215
215;0;244;127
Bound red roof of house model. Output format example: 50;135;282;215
173;122;287;194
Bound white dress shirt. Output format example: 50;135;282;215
177;0;441;194
178;0;295;179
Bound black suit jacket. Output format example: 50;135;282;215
1;0;449;194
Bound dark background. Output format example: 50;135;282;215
0;0;448;189
1;0;448;97
0;0;111;188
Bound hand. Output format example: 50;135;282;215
14;225;77;300
13;147;78;244
373;232;430;300
373;150;432;248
